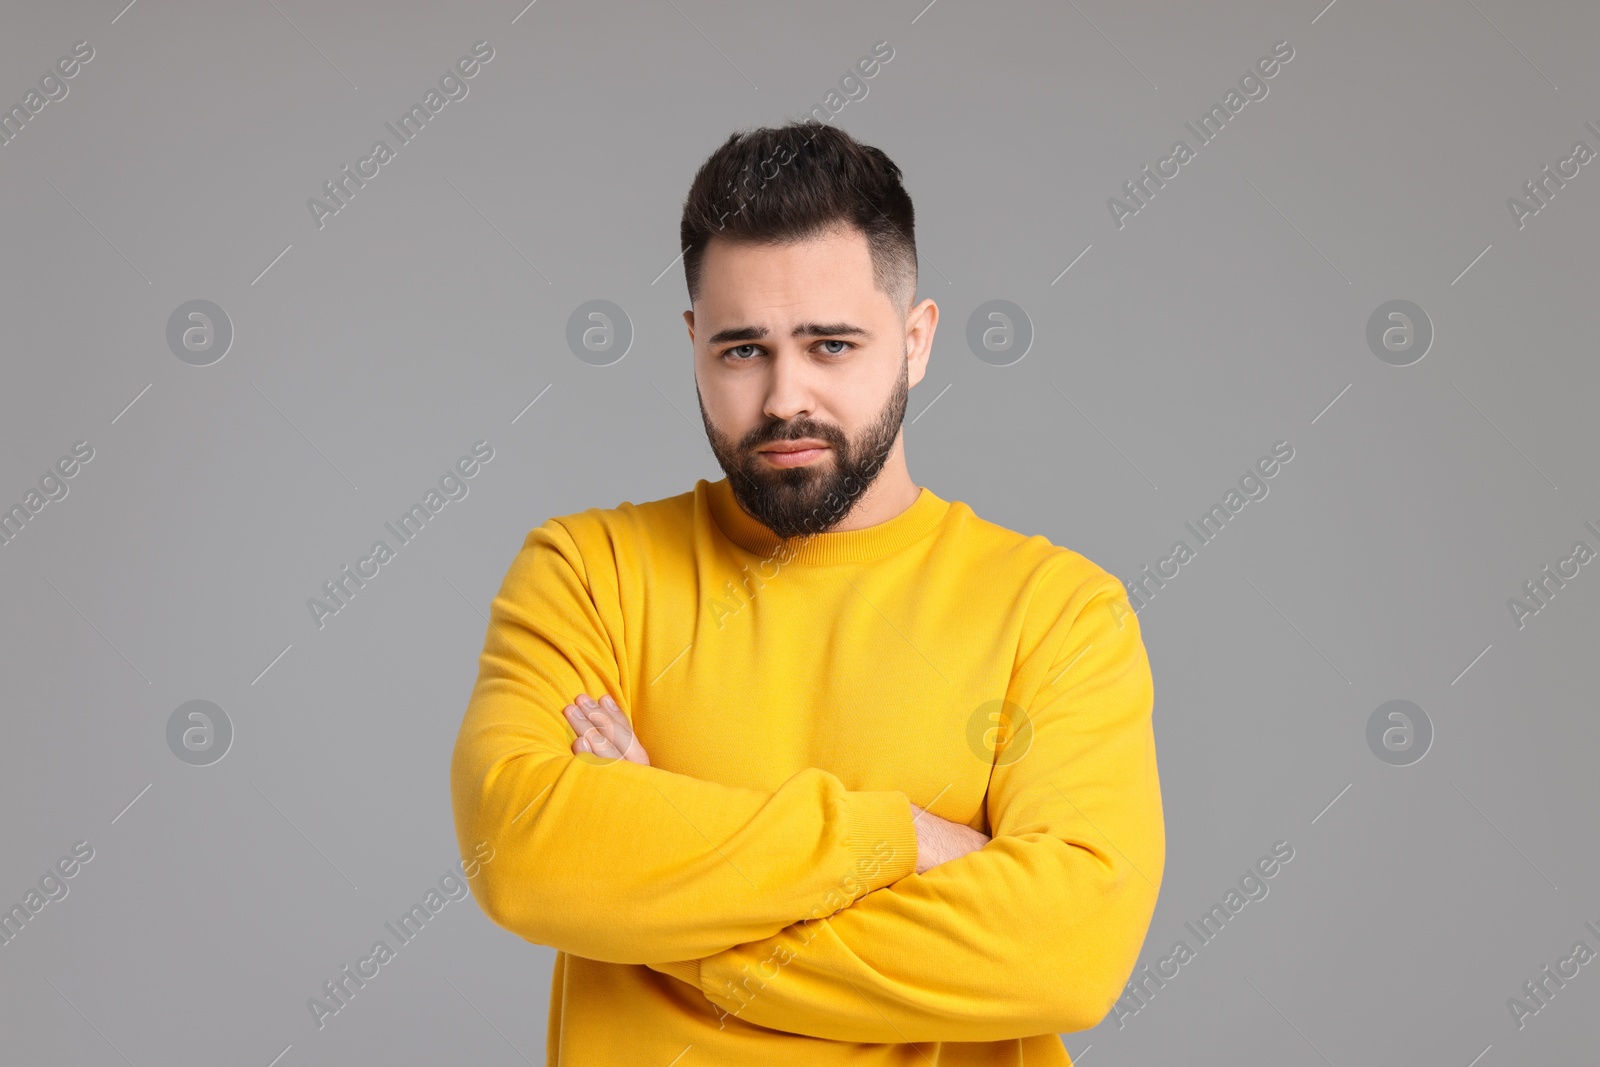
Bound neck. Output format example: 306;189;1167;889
831;449;918;532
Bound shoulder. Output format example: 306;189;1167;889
520;483;699;575
543;484;694;535
936;496;1125;614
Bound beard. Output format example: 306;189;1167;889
697;353;909;540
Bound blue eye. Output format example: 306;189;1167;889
721;340;855;361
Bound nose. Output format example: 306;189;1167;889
761;347;817;424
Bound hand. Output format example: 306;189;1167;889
910;801;990;874
562;693;651;767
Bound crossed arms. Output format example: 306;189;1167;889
562;695;991;877
449;519;1165;1044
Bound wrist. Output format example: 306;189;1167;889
910;801;937;873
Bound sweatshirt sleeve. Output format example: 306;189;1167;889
646;573;1164;1042
450;519;920;965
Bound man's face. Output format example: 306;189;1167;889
686;224;932;540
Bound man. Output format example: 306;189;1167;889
449;121;1164;1065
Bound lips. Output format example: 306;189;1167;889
757;443;829;468
758;440;829;453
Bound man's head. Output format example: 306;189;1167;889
679;122;937;540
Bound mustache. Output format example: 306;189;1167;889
746;423;841;448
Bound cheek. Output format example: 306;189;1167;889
865;349;908;399
696;377;761;439
836;361;902;430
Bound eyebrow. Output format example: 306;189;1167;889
705;322;872;346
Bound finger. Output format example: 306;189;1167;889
576;695;605;725
597;707;647;765
583;725;623;761
599;695;629;730
573;695;647;766
586;707;626;749
570;720;594;755
582;700;630;749
582;703;617;748
593;697;634;743
567;702;615;747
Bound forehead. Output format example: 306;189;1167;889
695;225;885;323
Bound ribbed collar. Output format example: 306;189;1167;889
703;476;950;566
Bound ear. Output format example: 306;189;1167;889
683;309;695;344
904;298;938;389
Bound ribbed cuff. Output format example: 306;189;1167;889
651;957;701;989
840;790;919;894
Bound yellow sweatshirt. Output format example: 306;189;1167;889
450;476;1163;1065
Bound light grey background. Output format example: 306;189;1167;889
2;0;1596;1063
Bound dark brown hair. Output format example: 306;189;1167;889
679;121;917;314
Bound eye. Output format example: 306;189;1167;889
818;340;854;355
724;344;762;361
